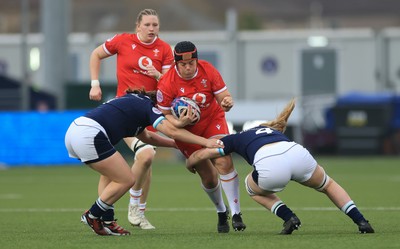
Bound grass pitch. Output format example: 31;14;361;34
1;155;399;249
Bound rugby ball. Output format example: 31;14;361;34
170;97;201;125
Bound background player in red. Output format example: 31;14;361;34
88;9;173;229
157;41;246;233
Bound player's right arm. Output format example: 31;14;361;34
186;148;222;173
154;117;223;149
89;45;112;101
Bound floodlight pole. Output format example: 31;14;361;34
41;0;70;110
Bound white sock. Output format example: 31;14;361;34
138;202;146;215
220;170;241;215
202;181;226;213
129;188;142;205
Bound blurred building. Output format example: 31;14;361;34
1;0;400;33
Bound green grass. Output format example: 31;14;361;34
1;155;399;249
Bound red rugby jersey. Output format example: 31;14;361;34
157;60;228;124
103;33;174;96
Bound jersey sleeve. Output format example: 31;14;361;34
221;134;235;155
148;106;166;129
156;75;176;112
161;42;174;71
204;61;227;94
103;33;125;55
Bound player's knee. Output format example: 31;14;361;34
136;149;156;165
129;138;156;161
245;175;257;196
213;156;234;174
201;178;219;190
122;175;136;190
128;177;135;188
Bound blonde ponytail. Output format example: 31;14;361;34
260;98;296;133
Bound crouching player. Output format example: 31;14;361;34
186;98;375;234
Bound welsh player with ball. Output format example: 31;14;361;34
157;41;246;233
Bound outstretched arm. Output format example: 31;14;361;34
186;148;222;173
155;118;223;149
136;129;177;148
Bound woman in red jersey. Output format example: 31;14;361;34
88;9;173;230
157;41;246;233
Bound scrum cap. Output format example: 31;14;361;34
174;41;198;62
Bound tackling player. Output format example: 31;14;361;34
65;89;223;236
186;98;375;234
88;9;173;229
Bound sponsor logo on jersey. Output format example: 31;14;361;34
180;88;185;93
138;56;153;70
152;107;162;114
192;93;209;108
132;44;137;50
192;93;206;105
216;124;221;130
156;90;163;103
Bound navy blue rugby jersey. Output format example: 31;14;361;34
220;126;290;165
84;93;165;145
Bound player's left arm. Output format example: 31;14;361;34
208;64;234;112
215;89;234;112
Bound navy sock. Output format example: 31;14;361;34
89;197;113;219
101;209;115;222
341;200;366;224
272;201;294;222
89;202;105;218
347;208;366;224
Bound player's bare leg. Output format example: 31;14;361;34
302;165;374;233
125;137;156;229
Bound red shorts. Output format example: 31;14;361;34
175;111;229;158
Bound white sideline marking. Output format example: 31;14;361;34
0;194;22;199
0;207;399;212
